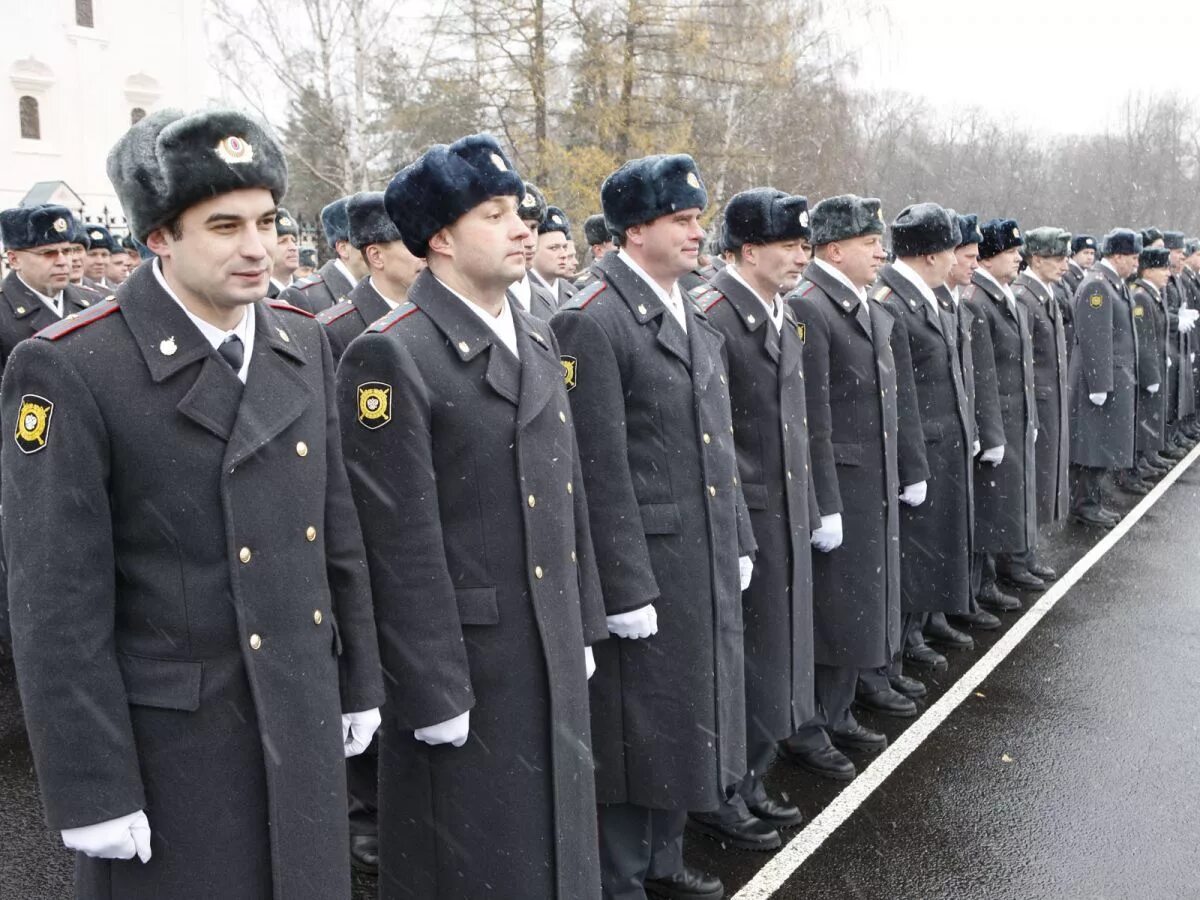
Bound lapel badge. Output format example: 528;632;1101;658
747;314;756;325
277;327;290;343
561;355;578;392
357;382;392;429
458;340;470;354
159;336;178;356
796;323;806;342
1089;294;1103;309
14;394;53;454
15;306;25;315
637;304;648;316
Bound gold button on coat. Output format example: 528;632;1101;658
566;482;573;494
534;566;544;579
559;411;567;423
313;610;323;625
527;495;536;508
296;441;308;457
239;547;252;564
306;526;317;541
708;485;717;497
702;433;711;444
249;633;262;650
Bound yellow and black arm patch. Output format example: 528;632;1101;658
14;394;53;454
561;355;577;391
356;382;392;429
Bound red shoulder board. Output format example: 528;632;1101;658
693;288;725;314
296;276;325;291
316;299;356;326
35;300;121;341
268;299;315;318
368;300;420;333
561;281;605;310
798;281;817;297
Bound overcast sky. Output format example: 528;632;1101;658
833;0;1200;137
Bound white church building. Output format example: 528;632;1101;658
2;0;210;230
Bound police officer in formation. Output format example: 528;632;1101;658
9;105;1200;900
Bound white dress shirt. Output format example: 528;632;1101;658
890;258;941;315
438;277;520;359
727;265;784;331
508;272;533;312
333;259;357;289
369;277;401;310
808;257;867;303
18;275;64;318
975;265;1017;305
153;260;255;383
618;249;688;333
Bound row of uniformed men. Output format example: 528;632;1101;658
0;104;1193;900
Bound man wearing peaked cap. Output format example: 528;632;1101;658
81;223;118;290
281;197;368;314
1068;228;1143;526
1065;234;1096;295
778;194;929;782
1129;247;1172;480
317;191;425;367
863;203;974;701
340;133;605;899
267;207;301;297
531;205;577;307
552;153;752;900
962;218;1041;608
684;188;816;854
506;182;559;321
3;107;384;900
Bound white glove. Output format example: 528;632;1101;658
1180;310;1197;333
973;440;981;456
62;810;151;863
811;513;843;552
1168;356;1174;368
585;645;596;679
414;710;470;747
1089;392;1107;406
899;481;927;507
1034;428;1039;441
1148;383;1160;395
342;707;382;758
1192;353;1196;363
739;555;753;591
980;445;1005;466
607;604;658;639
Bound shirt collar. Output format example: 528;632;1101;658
333;259;356;287
809;257;866;301
16;274;63;310
728;264;783;326
890;259;939;307
617;249;682;309
368;276;401;310
508;272;532;310
1100;258;1120;279
976;265;1015;301
153;259;254;364
436;276;520;359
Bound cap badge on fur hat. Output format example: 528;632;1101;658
799;210;809;227
90;230;103;241
279;216;292;228
52;218;68;233
687;172;700;188
491;153;509;172
215;135;254;164
1012;226;1020;239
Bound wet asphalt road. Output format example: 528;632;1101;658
2;459;1198;899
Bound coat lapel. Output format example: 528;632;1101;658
807;263;871;339
598;254;692;369
515;312;556;428
710;266;780;364
349;279;394;329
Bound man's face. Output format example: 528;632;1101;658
274;233;300;275
1028;254;1061;284
372;240;426;293
1143;266;1169;290
436;195;531;290
828;234;886;289
747;239;809;295
928;248;957;286
532;230;570;282
625;209;706;281
84;247;110;280
7;243;72;295
519;218;540;267
1073;248;1095;268
559;239;576;277
68;244;86;281
985;246;1022;284
949;244;979;287
1186;252;1200;273
798;240;813;274
591;239;615;260
1110;253;1139;279
1169;247;1184;273
148;188;277;310
105;251;130;285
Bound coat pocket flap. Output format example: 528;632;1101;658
639;503;682;535
117;652;203;712
741;483;768;510
922;421;944;443
831;441;863;466
1034;384;1054;400
455;587;500;626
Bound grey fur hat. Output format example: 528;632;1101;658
1022;226;1071;258
347;191;402;250
810;194;885;246
1103;229;1143;257
601;154;708;234
0;205;76;250
275;207;299;238
722;188;810;252
583;214;610;246
518;183;548;226
539;206;571;237
107;108;288;242
889;203;959;257
951;212;983;247
1163;230;1186;250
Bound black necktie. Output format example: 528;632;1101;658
218;334;244;372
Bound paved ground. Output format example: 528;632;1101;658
2;461;1197;899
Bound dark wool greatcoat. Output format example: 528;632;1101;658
700;266;819;741
963;271;1038;554
316;276;394;363
515;273;561;322
1164;271;1195;420
551;252;753;811
1063;259;1085;296
1131;279;1169;453
875;266;972;615
785;262;928;669
1054;280;1076;364
1013;272;1071;523
2;263;385;900
1070;264;1139;469
281;259;357;315
935;285;978;452
1182;266;1200;411
337;270;607;899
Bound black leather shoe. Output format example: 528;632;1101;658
855;686;918;717
1027;562;1057;581
904;642;948;671
779;743;856;781
977;583;1022;612
687;813;781;852
999;569;1046;591
748;796;805;829
1148;453;1174;469
1098;507;1121;524
1071;509;1116;529
947;609;1002;631
924;620;974;650
1116;478;1150;495
350;834;379;875
830;723;888;753
889;673;927;698
646;865;725;900
1162;444;1189;460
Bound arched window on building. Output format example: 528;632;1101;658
75;0;94;28
131;107;146;125
19;96;40;140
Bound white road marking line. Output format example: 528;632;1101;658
734;445;1200;899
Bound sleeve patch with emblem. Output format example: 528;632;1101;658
561;355;577;391
796;323;806;342
1089;293;1103;309
15;394;53;454
1133;305;1145;318
357;382;392;429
